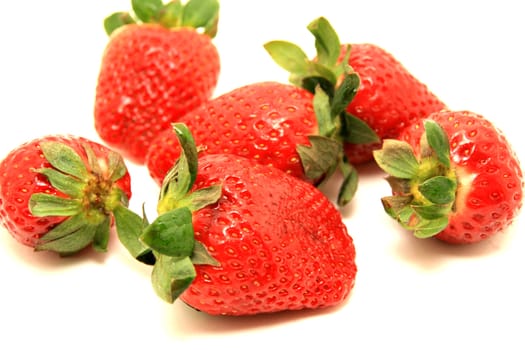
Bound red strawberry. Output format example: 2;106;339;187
373;110;523;244
94;0;221;164
146;80;372;206
0;135;146;256
265;17;445;165
125;123;357;315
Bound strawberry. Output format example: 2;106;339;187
265;17;446;164
94;0;221;164
146;80;376;206
0;135;147;256
123;123;357;315
373;110;523;244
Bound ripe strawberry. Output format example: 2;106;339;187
0;135;146;256
94;0;221;164
146;80;373;206
373;110;523;244
124;123;357;315
265;17;445;164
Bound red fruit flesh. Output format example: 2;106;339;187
94;24;220;164
179;154;357;315
0;135;132;247
344;44;446;164
399;111;523;243
146;82;318;185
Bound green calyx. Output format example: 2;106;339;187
264;17;379;207
119;123;220;303
104;0;220;37
28;141;139;256
373;120;458;238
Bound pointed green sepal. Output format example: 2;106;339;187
151;255;196;303
424;120;451;168
413;217;450;239
29;194;81;217
418;176;456;205
337;159;358;207
331;73;360;117
32;168;85;198
181;0;220;37
140;207;195;258
35;214;99;255
104;12;136;36
92;216;111;253
342;112;380;144
297;135;342;183
373;140;419;179
39;141;89;180
113;204;155;265
191;240;220;266
307;16;341;68
132;0;164;23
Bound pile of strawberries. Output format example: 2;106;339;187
0;0;523;317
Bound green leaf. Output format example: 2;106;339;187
35;214;97;255
132;0;164;23
297;136;342;182
313;85;336;137
411;204;450;220
180;185;222;212
181;0;220;35
418;176;457;205
307;17;341;68
39;141;88;180
191;240;220;266
373;139;419;179
107;150;128;183
173;123;198;189
151;255;196;303
141;207;195;258
414;216;449;239
264;40;311;77
337;160;358;206
113;205;154;264
380;195;414;220
341;112;380;144
92;216;111;253
301;76;335;97
159;0;183;27
29;194;81;217
331;73;360;117
104;12;135;36
424;120;451;168
158;123;199;213
33;168;85;197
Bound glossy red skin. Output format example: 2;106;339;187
399;111;523;244
0;135;132;247
342;44;446;164
146;81;318;185
179;154;357;315
95;24;220;164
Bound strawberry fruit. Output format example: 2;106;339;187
125;123;357;315
94;0;221;164
373;110;523;244
0;135;144;256
146;79;376;206
265;17;445;164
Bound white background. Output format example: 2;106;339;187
1;1;524;349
